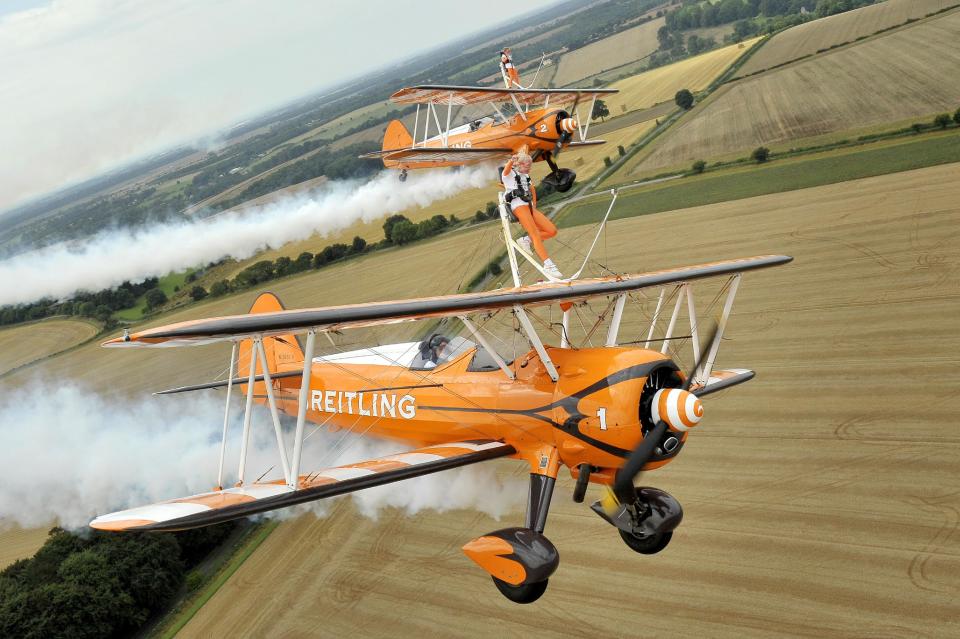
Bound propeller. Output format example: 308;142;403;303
611;323;719;500
552;93;582;159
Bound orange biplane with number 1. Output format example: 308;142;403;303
90;192;791;603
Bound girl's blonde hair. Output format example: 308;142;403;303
515;152;532;166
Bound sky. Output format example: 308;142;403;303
0;0;558;212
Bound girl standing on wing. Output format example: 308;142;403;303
501;152;562;278
500;47;521;88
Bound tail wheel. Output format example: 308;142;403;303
619;529;672;555
492;577;549;604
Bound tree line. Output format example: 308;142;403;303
0;278;163;328
190;212;467;302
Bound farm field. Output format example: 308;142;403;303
0;318;99;376
552;17;664;86
738;0;960;76
602;37;762;118
0;527;50;570
592;128;960;220
629;8;960;176
179;162;960;638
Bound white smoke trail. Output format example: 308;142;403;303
0;383;524;530
0;166;495;306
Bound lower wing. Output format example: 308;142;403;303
91;440;515;532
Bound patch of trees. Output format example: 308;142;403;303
592;99;610;122
657;0;879;59
675;89;695;110
0;278;160;328
729;0;878;40
0;523;235;638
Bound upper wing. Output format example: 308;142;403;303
91;440;514;532
105;255;792;348
360;146;513;164
390;85;618;106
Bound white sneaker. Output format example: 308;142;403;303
516;236;532;254
543;258;563;279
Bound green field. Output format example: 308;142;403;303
560;128;960;228
115;270;193;321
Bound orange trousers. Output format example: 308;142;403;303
514;204;557;261
508;67;521;87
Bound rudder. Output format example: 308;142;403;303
237;293;304;395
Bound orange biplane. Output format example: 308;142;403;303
362;84;617;193
91;195;791;603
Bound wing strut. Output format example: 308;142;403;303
696;275;741;385
256;339;292;484
216;341;238;490
290;330;316;489
514;305;559;382
460;316;515;380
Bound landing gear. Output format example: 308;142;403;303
591;486;683;555
542;152;576;192
462;472;559;604
492;576;549;604
619;529;673;555
398;169;408;182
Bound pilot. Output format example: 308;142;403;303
419;334;450;369
500;47;521;88
501;152;561;279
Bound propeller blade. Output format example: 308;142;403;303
683;322;719;391
613;321;719;496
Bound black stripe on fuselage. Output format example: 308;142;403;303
420;360;676;458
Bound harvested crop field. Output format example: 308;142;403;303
603;37;761;117
630;9;960;176
553;17;664;86
0;318;99;377
0;526;50;569
738;0;960;76
177;162;960;638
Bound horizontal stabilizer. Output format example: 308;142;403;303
90;440;515;532
566;140;605;148
155;370;303;395
692;369;755;397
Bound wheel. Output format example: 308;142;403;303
492;576;549;604
618;529;672;555
398;169;408;182
554;168;576;192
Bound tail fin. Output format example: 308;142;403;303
238;293;304;397
383;119;413;153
